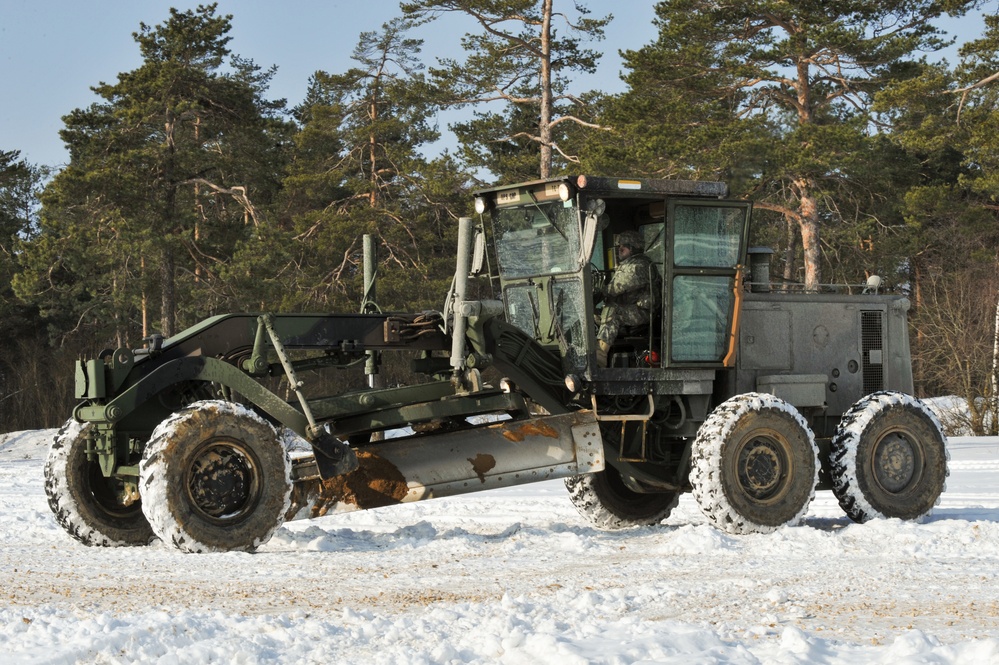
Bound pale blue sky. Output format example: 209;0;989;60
0;1;989;169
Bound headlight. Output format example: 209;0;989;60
474;197;488;214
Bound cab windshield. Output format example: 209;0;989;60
493;201;581;279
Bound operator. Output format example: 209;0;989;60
595;230;661;367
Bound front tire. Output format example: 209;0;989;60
44;419;154;547
690;393;818;534
565;466;679;530
830;391;948;523
139;401;292;553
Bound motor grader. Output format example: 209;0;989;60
46;175;948;552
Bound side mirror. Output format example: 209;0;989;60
470;230;486;275
580;213;598;265
578;198;606;266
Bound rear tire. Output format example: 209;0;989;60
691;393;818;534
566;466;679;530
830;391;948;523
44;419;154;547
139;401;292;553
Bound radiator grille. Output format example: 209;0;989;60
861;311;884;394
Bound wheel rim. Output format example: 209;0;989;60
735;430;790;502
870;429;921;494
185;437;261;523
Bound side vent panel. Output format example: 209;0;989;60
861;310;884;394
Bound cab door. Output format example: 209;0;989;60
665;199;752;367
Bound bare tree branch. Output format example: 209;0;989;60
181;178;264;227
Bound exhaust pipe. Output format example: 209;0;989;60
747;247;774;293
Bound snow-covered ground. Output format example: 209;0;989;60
2;429;999;664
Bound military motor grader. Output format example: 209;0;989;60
46;175;948;552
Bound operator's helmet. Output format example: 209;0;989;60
615;230;644;252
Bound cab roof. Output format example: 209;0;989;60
474;175;729;199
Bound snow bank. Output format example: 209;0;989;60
0;429;56;460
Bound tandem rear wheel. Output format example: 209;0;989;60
830;391;948;523
688;391;946;533
690;393;819;535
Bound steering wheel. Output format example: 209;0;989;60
590;263;609;291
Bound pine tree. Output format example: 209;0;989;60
281;18;468;314
875;12;999;415
602;0;976;291
15;4;292;342
402;0;610;180
0;150;42;340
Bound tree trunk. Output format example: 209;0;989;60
194;117;202;282
790;58;820;292
992;290;999;435
783;216;797;285
793;177;821;291
161;108;177;336
369;95;378;207
160;245;176;337
141;255;149;339
538;0;554;178
912;261;925;396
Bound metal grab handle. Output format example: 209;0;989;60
590;394;656;464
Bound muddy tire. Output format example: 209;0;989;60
139;401;292;553
565;467;679;530
691;393;818;534
44;419;154;547
830;391;948;523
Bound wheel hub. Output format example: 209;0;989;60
873;433;916;493
738;437;785;499
188;442;256;520
86;462;143;516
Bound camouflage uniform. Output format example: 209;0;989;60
597;232;661;344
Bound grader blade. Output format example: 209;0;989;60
287;409;604;520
